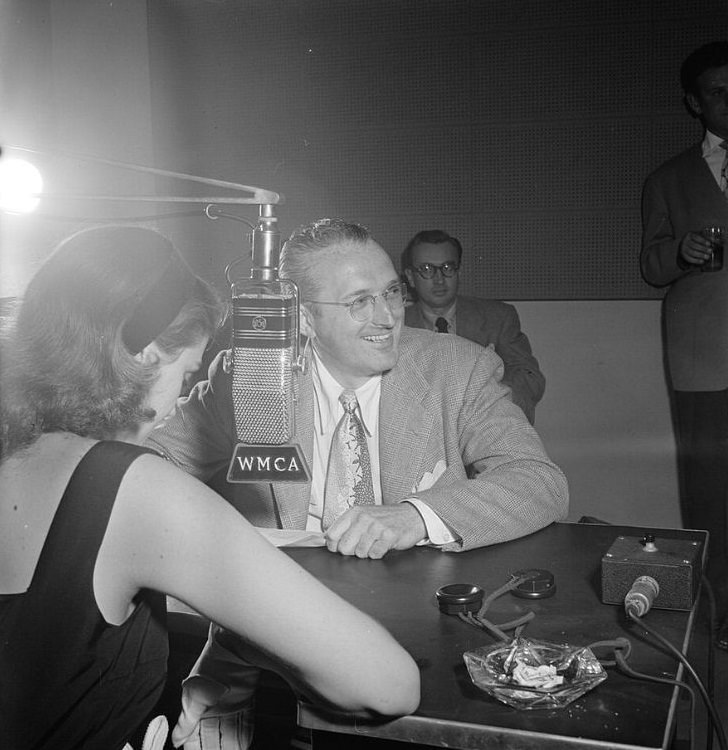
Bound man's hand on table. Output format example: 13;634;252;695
324;503;427;559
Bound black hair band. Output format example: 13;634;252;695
121;254;198;355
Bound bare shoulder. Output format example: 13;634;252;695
0;433;96;593
116;449;226;513
112;449;251;551
0;432;97;526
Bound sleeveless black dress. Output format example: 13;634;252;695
0;441;169;750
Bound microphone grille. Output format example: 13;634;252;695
232;346;294;444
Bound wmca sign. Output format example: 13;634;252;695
227;443;311;483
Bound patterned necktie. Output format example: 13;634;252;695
323;390;375;529
435;316;449;333
721;141;728;200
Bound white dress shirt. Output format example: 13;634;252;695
305;351;456;545
702;129;727;189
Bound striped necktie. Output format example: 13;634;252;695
721;141;728;199
435;316;449;333
323;390;375;529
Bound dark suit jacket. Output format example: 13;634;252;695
641;143;728;390
147;328;568;551
405;296;545;423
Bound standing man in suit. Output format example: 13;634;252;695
149;218;568;749
402;229;545;424
640;40;728;650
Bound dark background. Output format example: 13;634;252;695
145;0;726;299
3;0;726;299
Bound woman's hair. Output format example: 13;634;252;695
1;225;223;457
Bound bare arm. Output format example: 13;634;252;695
99;454;420;717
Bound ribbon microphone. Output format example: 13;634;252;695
226;204;310;483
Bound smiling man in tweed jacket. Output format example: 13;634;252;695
149;218;567;557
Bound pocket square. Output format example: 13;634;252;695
412;460;447;494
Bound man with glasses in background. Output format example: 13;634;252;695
149;218;567;750
402;230;545;424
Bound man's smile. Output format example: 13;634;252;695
363;332;394;344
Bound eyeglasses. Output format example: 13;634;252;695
307;282;407;322
413;262;460;279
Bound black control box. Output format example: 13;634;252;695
601;535;704;611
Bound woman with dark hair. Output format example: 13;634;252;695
0;225;420;750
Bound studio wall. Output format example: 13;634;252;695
147;0;726;300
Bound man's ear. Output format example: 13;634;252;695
404;268;415;288
299;304;316;339
684;92;702;119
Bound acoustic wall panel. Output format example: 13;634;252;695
471;120;653;210
467;211;642;299
148;0;728;299
297;126;474;216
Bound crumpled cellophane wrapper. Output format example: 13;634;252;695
463;637;607;710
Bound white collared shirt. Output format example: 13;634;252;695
305;350;456;545
419;300;457;334
701;130;727;189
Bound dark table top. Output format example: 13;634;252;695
288;521;707;750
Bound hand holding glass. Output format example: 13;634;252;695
700;226;724;272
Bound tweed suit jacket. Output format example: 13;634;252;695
404;296;545;423
641;142;728;390
147;327;568;552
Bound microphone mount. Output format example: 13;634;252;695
250;204;280;282
2;145;284;208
